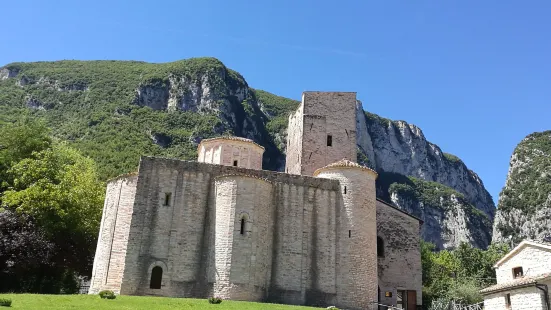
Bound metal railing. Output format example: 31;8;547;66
369;301;403;310
451;301;484;310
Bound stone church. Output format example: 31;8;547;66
89;92;423;310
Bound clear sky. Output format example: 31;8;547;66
2;0;550;204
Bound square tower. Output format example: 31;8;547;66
285;92;357;176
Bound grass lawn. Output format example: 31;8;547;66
0;294;321;310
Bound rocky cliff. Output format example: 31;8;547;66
356;108;495;249
493;131;551;245
0;57;495;249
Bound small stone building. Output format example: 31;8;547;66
481;240;551;310
89;92;423;309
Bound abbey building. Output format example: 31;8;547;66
89;92;423;310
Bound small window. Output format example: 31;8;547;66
505;293;511;309
163;193;171;206
240;218;246;235
349;230;351;238
233;160;238;166
512;267;523;278
377;236;384;257
344;186;347;194
150;266;162;289
327;135;332;146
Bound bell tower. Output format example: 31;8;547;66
285;92;358;176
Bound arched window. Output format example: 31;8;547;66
150;266;162;289
239;215;249;235
240;218;246;235
377;236;384;257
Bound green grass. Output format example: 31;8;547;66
0;294;319;310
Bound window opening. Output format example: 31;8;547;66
349;230;351;238
344;186;347;194
513;267;523;278
163;193;171;206
377;236;384;257
327;135;332;146
506;293;511;309
240;218;246;235
233;160;238;166
150;266;163;289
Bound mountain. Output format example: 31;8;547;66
493;131;551;245
357;111;493;249
0;57;494;249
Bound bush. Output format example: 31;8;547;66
98;290;116;299
208;297;222;304
0;298;12;307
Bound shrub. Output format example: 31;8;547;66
98;290;116;299
0;298;12;307
208;297;222;304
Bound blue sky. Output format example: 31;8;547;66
1;0;550;204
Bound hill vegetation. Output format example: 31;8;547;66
0;58;297;179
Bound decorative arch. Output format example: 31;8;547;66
147;261;168;290
150;266;162;289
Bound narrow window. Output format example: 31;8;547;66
327;135;332;146
505;293;511;309
344;186;347;194
240;218;246;235
150;266;162;289
233;160;238;166
163;193;171;206
377;236;384;257
512;267;523;278
349;230;351;238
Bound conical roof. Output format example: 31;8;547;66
313;159;378;177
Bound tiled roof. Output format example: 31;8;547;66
480;272;551;294
313;159;378;176
198;136;265;150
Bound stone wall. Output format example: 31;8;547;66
316;166;378;309
495;245;551;283
213;175;274;301
118;157;350;305
89;174;138;294
285;104;303;174
198;139;264;170
285;92;357;176
376;200;423;306
93;156;421;309
483;280;550;310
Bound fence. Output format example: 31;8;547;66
369;301;403;310
451;301;484;310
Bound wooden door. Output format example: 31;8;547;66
407;290;417;310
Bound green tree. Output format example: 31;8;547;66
0;119;105;292
0;118;52;192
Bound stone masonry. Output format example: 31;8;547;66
89;91;423;309
482;241;551;310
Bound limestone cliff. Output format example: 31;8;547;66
493;131;551;245
376;172;491;249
